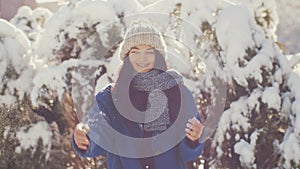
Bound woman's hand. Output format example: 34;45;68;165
185;117;204;141
74;123;90;151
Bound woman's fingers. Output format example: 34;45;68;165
77;142;89;150
185;130;197;141
188;117;202;130
74;133;90;150
185;117;204;141
74;124;90;150
185;128;194;137
75;135;90;145
75;129;88;137
185;127;198;141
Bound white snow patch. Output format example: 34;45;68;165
15;121;52;153
234;131;259;168
280;133;300;169
234;140;255;167
261;86;281;110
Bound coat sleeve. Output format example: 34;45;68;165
178;86;204;162
72;96;108;158
178;114;204;161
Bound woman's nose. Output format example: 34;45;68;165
137;53;149;60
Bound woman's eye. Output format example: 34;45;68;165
130;51;137;54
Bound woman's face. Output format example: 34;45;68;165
128;45;155;73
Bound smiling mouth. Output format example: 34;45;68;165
136;63;150;68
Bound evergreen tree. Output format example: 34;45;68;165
1;0;299;168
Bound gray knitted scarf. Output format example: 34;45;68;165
131;69;183;132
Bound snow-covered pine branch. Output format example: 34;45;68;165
10;6;52;43
0;19;34;106
287;53;300;69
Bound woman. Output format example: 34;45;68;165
72;18;204;169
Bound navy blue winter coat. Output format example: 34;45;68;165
72;84;204;169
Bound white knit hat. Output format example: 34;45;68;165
119;18;166;61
